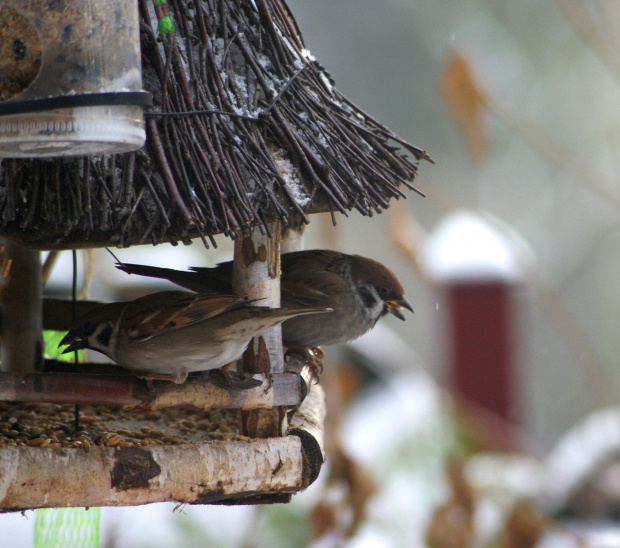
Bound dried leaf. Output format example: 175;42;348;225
329;445;377;538
440;52;487;164
425;458;474;548
425;500;472;548
447;458;475;515
332;361;363;406
309;501;337;540
0;243;12;303
498;502;554;548
385;201;428;282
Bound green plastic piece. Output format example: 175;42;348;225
34;508;100;548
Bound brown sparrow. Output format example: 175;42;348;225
117;250;412;349
59;291;330;383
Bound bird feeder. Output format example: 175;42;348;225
0;0;149;157
0;0;430;511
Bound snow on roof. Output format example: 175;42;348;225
420;209;535;283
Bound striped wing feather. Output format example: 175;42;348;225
125;292;250;341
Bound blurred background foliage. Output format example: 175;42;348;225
287;0;620;450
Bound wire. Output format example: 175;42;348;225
72;250;80;433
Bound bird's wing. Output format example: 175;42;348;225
280;250;347;307
125;292;249;341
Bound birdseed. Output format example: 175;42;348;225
0;402;243;450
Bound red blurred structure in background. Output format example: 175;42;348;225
448;281;515;420
421;210;533;447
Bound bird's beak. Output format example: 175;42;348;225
386;297;413;321
58;336;84;354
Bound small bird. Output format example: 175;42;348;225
116;250;413;349
59;291;330;383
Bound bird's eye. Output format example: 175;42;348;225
378;287;390;299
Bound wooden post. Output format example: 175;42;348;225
0;239;42;373
281;215;306;254
233;222;285;438
420;210;528;426
448;282;514;420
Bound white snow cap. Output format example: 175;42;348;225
420;209;535;283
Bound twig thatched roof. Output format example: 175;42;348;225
0;0;431;250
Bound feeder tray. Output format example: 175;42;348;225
0;376;325;511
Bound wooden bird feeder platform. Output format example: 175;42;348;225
0;232;329;511
0;365;325;511
0;0;429;511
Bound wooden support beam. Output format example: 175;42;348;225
232;222;283;373
0;240;42;373
281;215;306;254
232;222;285;438
0;355;312;410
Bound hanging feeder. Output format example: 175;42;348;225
0;0;151;158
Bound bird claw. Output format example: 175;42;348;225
285;345;325;383
207;369;263;390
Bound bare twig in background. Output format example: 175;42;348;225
488;99;620;208
441;52;619;207
41;250;59;286
555;0;620;86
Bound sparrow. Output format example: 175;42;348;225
116;250;413;349
58;291;330;383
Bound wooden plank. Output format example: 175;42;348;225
0;437;304;510
0;369;307;410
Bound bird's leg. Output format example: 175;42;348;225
204;362;234;387
312;346;325;363
172;366;189;384
220;362;234;385
207;363;263;390
264;370;273;394
284;344;325;380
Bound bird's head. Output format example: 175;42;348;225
349;255;413;325
59;315;118;358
